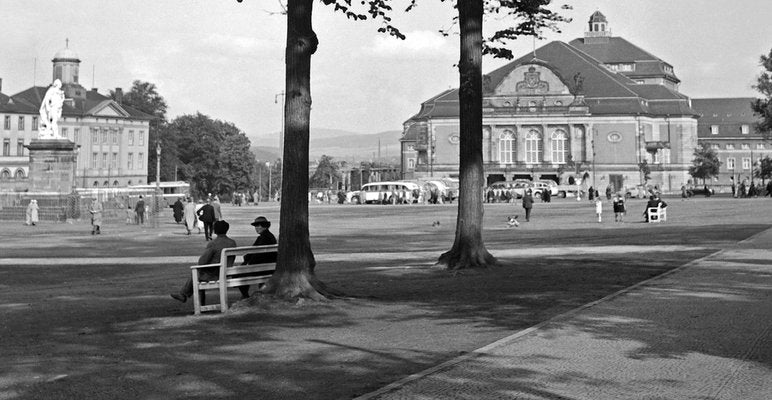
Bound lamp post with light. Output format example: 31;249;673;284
154;142;161;228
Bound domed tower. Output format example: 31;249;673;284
585;11;610;44
52;39;86;99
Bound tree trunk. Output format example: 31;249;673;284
437;0;497;270
261;0;332;300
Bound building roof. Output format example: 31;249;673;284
691;98;758;123
9;85;154;120
406;39;697;122
53;46;80;62
568;37;679;83
589;11;607;23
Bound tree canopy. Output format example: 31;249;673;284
309;155;341;189
689;144;721;184
752;48;772;140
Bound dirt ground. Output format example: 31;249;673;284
1;196;769;399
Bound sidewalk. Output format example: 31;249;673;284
359;229;772;399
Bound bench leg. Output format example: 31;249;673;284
219;282;228;313
192;270;202;315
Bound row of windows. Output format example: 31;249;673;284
2;138;26;156
725;157;759;170
87;128;145;146
710;143;765;150
90;152;144;170
710;124;751;135
0;168;25;179
498;130;569;164
3;115;39;131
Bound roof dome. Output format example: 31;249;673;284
53;44;79;61
589;11;607;23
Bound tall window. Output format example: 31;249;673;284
726;158;735;170
111;153;117;169
2;139;9;156
4;116;10;130
128;130;134;145
408;158;415;169
74;128;80;142
92;152;98;168
139;131;145;146
61;127;68;139
101;129;108;143
32;116;38;131
18;116;24;131
128;153;134;170
92;129;99;144
742;157;751;170
112;130;118;144
525;130;542;164
551;130;568;164
499;131;515;163
138;152;144;169
101;152;108;169
17;139;24;156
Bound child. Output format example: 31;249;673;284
595;197;603;223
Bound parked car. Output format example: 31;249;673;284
531;180;559;197
486;180;531;199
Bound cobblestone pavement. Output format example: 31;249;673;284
358;229;772;400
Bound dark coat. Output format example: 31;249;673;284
196;203;216;223
522;194;534;209
171;200;184;222
244;229;277;265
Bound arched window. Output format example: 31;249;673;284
93;181;99;187
14;169;25;179
127;180;133;186
103;181;109;187
499;131;516;163
0;169;10;180
551;130;568;164
113;180;119;187
525;130;542;164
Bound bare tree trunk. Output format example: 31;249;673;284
262;0;334;300
437;0;497;270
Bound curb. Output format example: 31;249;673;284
354;248;724;400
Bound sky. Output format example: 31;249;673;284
2;0;771;147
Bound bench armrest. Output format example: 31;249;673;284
191;263;219;270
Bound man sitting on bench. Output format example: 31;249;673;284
170;220;237;303
237;216;278;299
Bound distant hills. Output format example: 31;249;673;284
249;128;403;164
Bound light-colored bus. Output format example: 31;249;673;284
350;181;420;204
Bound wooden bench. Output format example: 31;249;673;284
190;244;277;315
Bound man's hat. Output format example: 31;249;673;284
251;216;271;227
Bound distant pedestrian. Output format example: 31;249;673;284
183;198;197;235
612;193;626;222
588;186;595;201
605;185;612;200
89;197;103;235
595;197;603;223
25;199;39;226
522;189;534;222
212;197;222;221
196;199;216;241
135;195;146;225
171;197;184;223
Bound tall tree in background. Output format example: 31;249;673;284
110;80;168;183
689;144;721;185
438;0;569;270
309;155;341;188
752;48;772;140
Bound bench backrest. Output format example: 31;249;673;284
218;244;278;279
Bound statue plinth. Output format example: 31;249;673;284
26;139;79;193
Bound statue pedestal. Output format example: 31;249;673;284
27;139;79;193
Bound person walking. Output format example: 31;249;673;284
522;189;534;222
183;198;197;235
595;197;603;223
89;197;103;234
135;195;146;225
171;197;184;224
196;199;216;241
25;199;39;226
212;197;222;221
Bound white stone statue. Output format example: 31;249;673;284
38;79;65;139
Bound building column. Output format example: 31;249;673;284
542;124;551;163
516;125;525;164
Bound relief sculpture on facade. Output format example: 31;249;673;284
515;67;549;93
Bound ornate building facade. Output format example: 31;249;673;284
400;11;701;193
0;43;152;191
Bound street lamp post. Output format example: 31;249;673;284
266;162;271;202
258;162;263;203
155;142;161;228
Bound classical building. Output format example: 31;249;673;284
400;11;701;193
0;42;152;191
691;98;769;185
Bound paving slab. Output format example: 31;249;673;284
359;229;772;400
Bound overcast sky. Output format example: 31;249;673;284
2;0;770;145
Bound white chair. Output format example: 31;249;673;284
647;206;667;223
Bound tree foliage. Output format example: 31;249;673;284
689;144;721;183
755;156;772;182
160;112;256;199
752;48;772;140
309;155;341;188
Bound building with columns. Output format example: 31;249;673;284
400;11;700;193
0;42;152;191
